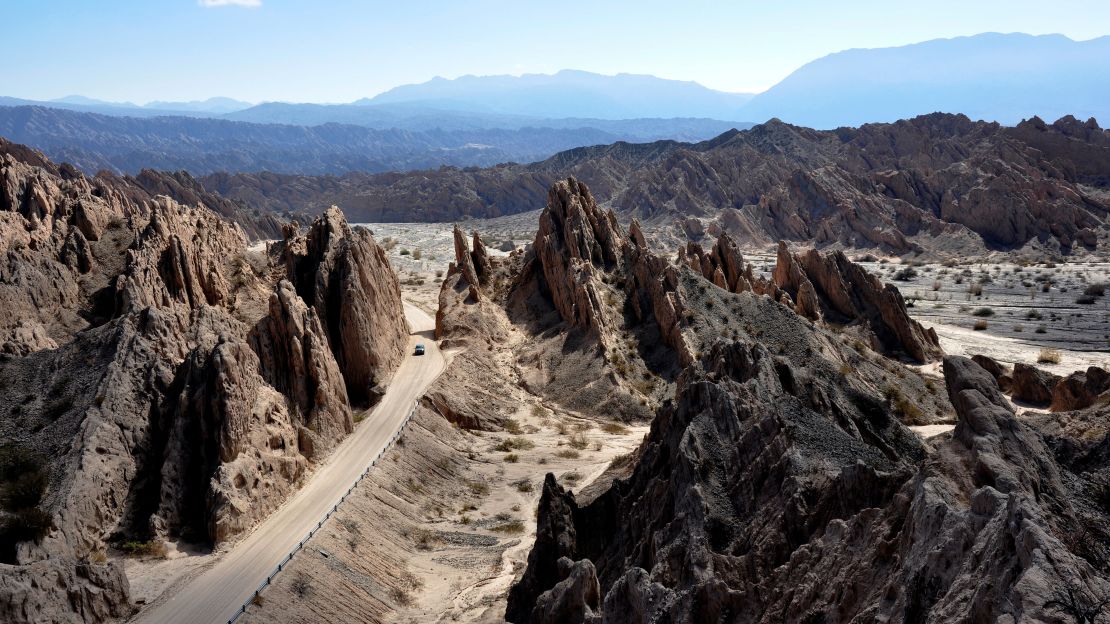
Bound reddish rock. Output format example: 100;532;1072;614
1051;366;1110;412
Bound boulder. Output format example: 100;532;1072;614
1051;366;1110;412
1010;363;1062;406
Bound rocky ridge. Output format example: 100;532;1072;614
0;143;407;622
199;114;1110;256
507;351;1110;622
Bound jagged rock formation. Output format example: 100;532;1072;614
428;221;522;431
281;207;408;406
679;234;941;362
197;114;1109;255
773;242;942;361
514;178;624;336
0;141;408;622
508;352;1110;622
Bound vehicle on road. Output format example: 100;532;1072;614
414;343;425;356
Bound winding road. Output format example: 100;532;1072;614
137;303;444;624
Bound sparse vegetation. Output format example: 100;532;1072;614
119;539;167;558
512;479;534;493
490;519;525;535
554;449;580;459
972;307;995;317
492;437;534;453
1038;348;1062;365
973;320;989;331
567;433;590;450
600;422;630;435
894;267;918;281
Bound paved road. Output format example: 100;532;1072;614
138;303;444;624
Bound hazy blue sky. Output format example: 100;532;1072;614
5;0;1110;103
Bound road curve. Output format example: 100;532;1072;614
137;302;444;624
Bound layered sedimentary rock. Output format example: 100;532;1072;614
508;353;1110;622
514;178;624;335
679;233;941;362
282;207;407;405
195;114;1109;255
0;141;407;622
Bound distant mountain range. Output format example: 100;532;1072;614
0;105;750;175
358;69;754;120
2;33;1108;176
740;32;1110;128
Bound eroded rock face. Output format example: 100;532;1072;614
0;559;132;624
508;351;1110;622
282;207;407;405
773;241;942;362
0;141;407;621
1051;366;1110;412
252;280;353;458
1010;362;1062;405
515;177;624;335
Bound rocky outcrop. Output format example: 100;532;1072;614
283;208;407;405
773;242;942;362
0;559;132;624
0;321;58;356
508;343;1110;622
251;281;353;458
1051;366;1110;412
514;178;624;335
1010;362;1062;405
623;221;695;367
0;141;409;621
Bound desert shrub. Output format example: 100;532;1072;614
503;453;519;463
973;320;989;331
1084;283;1106;297
567;433;590;450
600;422;629;435
492;437;534;453
503;419;524;435
1013;324;1024;332
1035;325;1047;334
1037;349;1062;364
894;267;918;281
290;574;311;598
562;472;582;484
932;280;942;291
1026;309;1043;320
554;449;580;459
399;249;410;256
0;471;49;510
466;481;490;496
884;385;924;423
968;283;983;296
490;519;525;535
972;307;995;317
1076;294;1097;305
119;539;166;558
512;479;534;493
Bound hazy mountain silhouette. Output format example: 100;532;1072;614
739;33;1110;128
361;69;754;120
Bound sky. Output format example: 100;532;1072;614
4;0;1110;104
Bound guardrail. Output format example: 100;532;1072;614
226;400;419;623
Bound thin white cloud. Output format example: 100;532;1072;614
198;0;261;7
